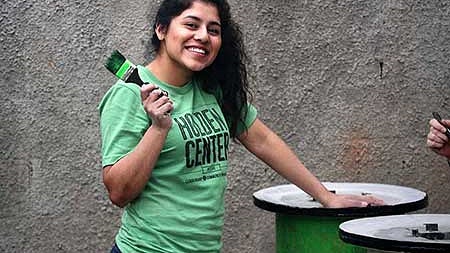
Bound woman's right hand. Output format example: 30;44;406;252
427;118;450;159
141;83;173;129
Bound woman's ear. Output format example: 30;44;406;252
155;24;166;41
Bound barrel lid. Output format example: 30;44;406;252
253;182;427;217
339;214;450;252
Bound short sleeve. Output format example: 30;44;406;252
236;104;258;136
98;82;150;167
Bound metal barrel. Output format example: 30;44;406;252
253;182;428;253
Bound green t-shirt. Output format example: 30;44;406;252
99;66;257;253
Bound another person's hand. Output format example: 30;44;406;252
141;83;173;129
323;193;385;208
426;118;450;159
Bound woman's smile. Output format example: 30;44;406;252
186;46;208;56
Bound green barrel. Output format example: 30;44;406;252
276;214;366;253
253;183;428;253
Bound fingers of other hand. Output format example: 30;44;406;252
427;133;445;149
427;139;443;149
430;119;449;136
427;126;448;148
443;119;450;127
430;119;441;128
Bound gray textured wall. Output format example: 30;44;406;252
1;0;449;252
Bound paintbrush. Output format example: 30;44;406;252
432;112;450;139
104;50;145;86
104;50;168;97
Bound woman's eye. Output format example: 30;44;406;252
208;28;220;35
185;23;197;29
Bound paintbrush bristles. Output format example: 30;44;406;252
104;50;126;75
104;50;144;86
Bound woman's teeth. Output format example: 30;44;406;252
188;47;206;54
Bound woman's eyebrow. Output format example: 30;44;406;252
183;15;221;27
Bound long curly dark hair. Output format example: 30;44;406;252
148;0;251;138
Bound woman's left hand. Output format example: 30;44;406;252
323;193;385;208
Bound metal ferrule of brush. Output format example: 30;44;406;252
121;62;137;82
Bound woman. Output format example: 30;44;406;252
99;0;384;252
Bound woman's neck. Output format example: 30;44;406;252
146;56;193;87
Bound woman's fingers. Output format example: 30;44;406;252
141;83;159;101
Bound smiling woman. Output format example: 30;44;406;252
151;1;222;77
98;0;385;252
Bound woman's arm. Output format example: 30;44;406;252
103;84;173;207
238;118;383;208
103;125;168;207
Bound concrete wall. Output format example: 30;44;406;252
1;0;449;252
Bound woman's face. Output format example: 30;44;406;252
157;1;222;73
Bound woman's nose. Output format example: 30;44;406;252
194;27;208;42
